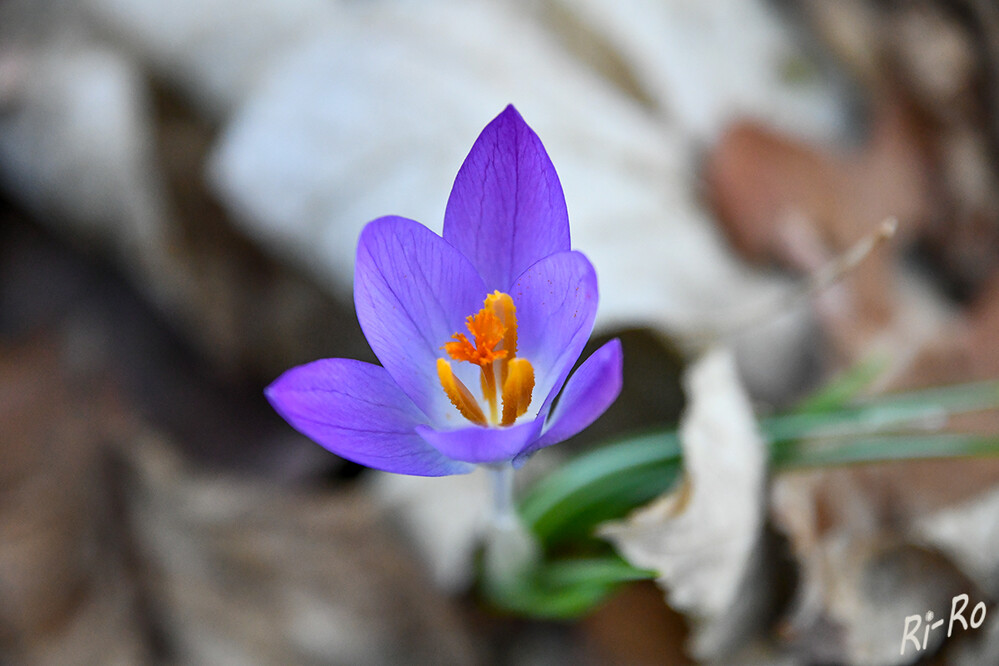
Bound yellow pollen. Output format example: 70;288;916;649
485;291;518;385
437;359;487;426
438;291;534;426
501;358;534;426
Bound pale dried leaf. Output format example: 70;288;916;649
601;348;769;659
547;0;847;142
0;44;165;257
84;0;336;114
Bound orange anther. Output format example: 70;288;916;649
437;359;487;426
501;358;535;426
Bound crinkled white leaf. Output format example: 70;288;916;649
600;348;768;658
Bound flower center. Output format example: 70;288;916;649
437;291;535;426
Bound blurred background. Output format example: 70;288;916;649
2;0;999;664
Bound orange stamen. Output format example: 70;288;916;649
484;291;518;385
439;291;534;427
481;364;498;424
437;359;487;425
501;358;535;426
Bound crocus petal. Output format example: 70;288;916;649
415;416;545;465
355;216;487;423
510;250;599;414
266;358;473;476
515;338;624;465
443;105;570;290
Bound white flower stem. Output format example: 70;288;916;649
484;464;538;584
490;463;516;528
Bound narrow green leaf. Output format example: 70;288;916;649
763;380;999;442
529;464;679;545
860;380;999;414
519;432;680;541
774;433;999;468
793;355;889;414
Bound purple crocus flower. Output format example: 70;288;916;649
266;105;623;476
